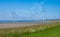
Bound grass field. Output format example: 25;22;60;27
0;22;60;37
22;25;60;37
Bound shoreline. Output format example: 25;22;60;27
0;20;60;28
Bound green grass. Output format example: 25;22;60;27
0;23;60;37
22;25;60;37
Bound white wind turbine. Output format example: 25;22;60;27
11;10;16;21
11;9;20;21
31;0;47;23
40;0;47;24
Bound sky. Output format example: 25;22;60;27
0;0;60;21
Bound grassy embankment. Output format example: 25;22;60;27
0;22;60;37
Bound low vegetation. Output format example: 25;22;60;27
0;22;60;37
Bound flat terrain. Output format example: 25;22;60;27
0;20;60;37
0;20;60;28
0;22;40;28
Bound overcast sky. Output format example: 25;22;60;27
0;0;60;21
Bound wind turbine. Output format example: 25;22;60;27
11;10;16;21
31;0;47;23
39;0;47;24
11;9;23;22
